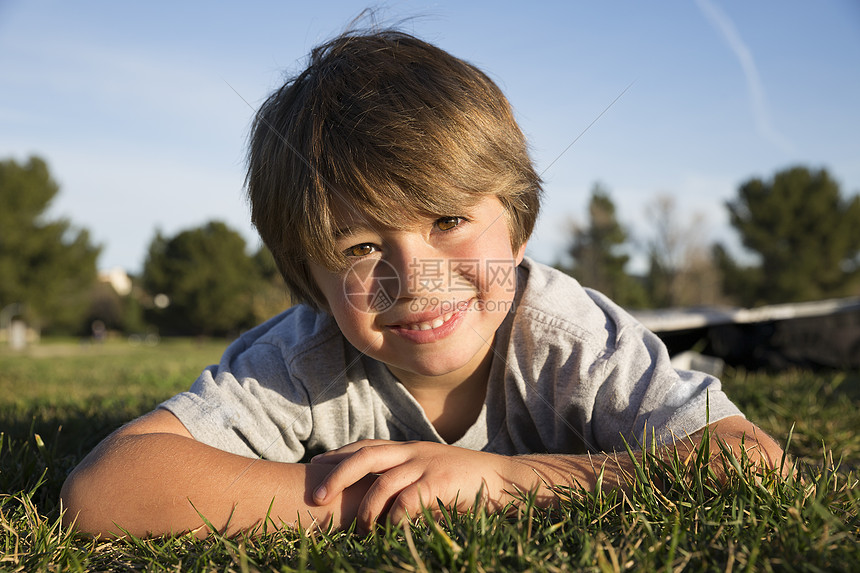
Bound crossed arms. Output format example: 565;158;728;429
60;409;784;538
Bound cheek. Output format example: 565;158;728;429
329;259;401;310
327;299;376;344
312;264;379;312
309;265;339;304
477;259;518;300
450;232;519;295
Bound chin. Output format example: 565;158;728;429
398;353;480;378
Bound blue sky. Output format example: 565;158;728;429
2;1;859;274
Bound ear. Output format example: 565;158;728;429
514;241;527;266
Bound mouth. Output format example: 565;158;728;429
400;311;457;331
385;299;474;342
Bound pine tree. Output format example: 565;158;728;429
142;221;286;335
0;156;101;333
560;184;646;307
726;166;860;304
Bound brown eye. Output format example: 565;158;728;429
435;217;462;231
344;244;376;257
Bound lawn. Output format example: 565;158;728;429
1;338;858;571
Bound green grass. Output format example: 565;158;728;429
1;340;858;571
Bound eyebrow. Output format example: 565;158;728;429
333;211;432;239
333;223;372;239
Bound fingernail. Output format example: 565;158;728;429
314;486;326;502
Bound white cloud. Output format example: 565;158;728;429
695;0;794;154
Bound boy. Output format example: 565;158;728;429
61;29;783;538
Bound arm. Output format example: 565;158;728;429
312;416;784;530
512;415;785;496
60;409;374;538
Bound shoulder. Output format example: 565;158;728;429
513;258;642;353
220;304;344;370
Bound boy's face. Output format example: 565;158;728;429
310;195;525;386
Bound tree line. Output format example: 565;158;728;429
0;156;288;338
1;155;859;338
558;168;860;309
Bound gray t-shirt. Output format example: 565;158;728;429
160;257;742;461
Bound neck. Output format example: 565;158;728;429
388;346;493;444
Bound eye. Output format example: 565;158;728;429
343;243;377;257
435;216;463;231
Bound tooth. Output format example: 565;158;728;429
419;323;432;331
431;318;444;329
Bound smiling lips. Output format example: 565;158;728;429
401;311;457;331
387;298;474;335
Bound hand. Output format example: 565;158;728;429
310;440;524;530
309;439;400;464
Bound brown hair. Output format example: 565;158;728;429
246;29;542;309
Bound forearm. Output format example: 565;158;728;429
505;417;785;505
61;432;371;538
277;418;783;529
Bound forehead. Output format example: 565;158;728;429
328;200;406;235
330;208;427;240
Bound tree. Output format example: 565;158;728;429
644;195;723;308
711;243;761;307
726;166;860;304
250;246;293;324
0;156;101;333
141;221;287;336
560;184;646;307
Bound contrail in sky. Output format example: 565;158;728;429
695;0;794;154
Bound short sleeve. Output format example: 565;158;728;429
586;289;744;451
158;307;350;462
492;258;744;456
159;338;314;462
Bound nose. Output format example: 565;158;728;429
385;238;441;299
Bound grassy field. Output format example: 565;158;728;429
1;338;858;571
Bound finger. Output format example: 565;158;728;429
313;444;408;504
315;439;388;457
310;439;400;464
386;483;429;527
356;465;425;529
309;452;351;464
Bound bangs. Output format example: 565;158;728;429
246;29;542;310
301;174;486;272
